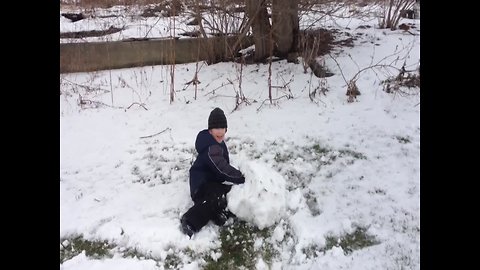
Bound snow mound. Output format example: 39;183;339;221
227;159;286;229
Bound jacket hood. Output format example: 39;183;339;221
195;129;221;153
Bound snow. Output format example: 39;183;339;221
227;158;287;229
61;252;159;270
60;2;420;270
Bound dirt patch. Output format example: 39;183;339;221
299;28;336;57
140;0;183;17
297;28;353;78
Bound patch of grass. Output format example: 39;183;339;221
322;227;379;255
60;235;114;263
302;244;321;259
311;143;330;155
303;143;336;166
131;165;152;184
203;220;277;270
338;149;367;160
164;253;182;269
283;169;309;190
121;246;151;259
368;188;386;195
395;136;411;144
61;236;178;266
302;226;379;258
274;152;293;163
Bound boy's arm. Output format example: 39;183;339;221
207;145;245;185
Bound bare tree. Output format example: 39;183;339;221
378;0;416;30
245;0;273;61
272;0;299;58
245;0;300;61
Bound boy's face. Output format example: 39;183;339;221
209;128;227;143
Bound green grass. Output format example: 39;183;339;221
322;227;379;255
60;235;114;263
303;226;379;258
274;152;293;163
60;222;279;269
164;253;182;269
395;136;411;144
338;149;367;160
312;143;330;155
203;220;278;270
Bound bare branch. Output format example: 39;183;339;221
328;53;349;86
77;94;124;110
140;127;172;139
256;94;291;112
126;102;148;111
204;79;237;96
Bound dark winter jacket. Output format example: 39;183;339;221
189;129;245;200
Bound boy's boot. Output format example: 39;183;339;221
180;214;195;238
212;211;228;226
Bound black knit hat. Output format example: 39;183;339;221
208;107;227;129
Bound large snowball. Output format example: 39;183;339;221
227;160;286;229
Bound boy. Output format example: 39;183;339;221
180;107;245;238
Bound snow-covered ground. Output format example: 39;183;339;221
60;2;420;269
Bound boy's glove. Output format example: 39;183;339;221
239;173;245;184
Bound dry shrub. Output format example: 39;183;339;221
346;79;360;103
382;67;420;95
376;0;416;30
298;29;334;74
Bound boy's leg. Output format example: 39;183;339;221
181;181;234;236
202;181;230;207
181;181;229;235
200;181;233;225
181;202;212;235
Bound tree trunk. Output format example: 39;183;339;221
246;0;272;62
272;0;299;57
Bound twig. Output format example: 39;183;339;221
208;94;238;101
232;58;251;112
140;128;171;139
62;78;109;93
78;95;124;109
204;79;237;96
126;102;148;111
182;75;201;91
144;16;163;39
328;53;349;86
256;94;290;112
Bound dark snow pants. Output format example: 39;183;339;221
182;181;232;232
